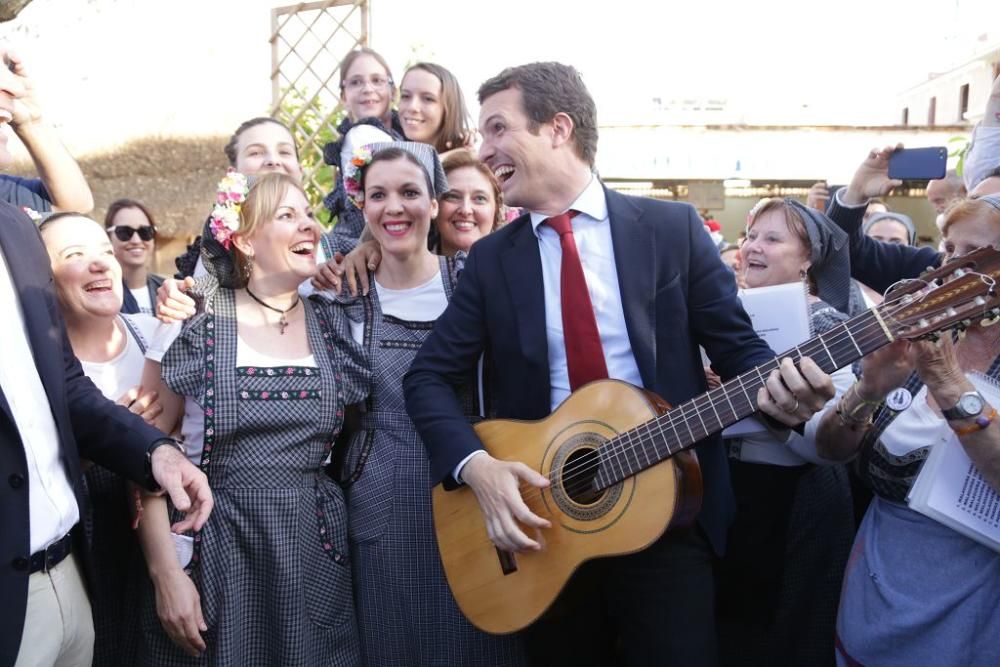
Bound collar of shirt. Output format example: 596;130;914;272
528;174;608;236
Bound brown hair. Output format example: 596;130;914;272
223;117;298;167
440;148;504;230
402;62;473;153
338;48;395;98
358;148;434;199
940;197;1000;238
478;62;598;167
232;172;307;283
104;198;157;232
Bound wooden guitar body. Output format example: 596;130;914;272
432;379;702;634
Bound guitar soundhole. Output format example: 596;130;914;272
561;447;603;505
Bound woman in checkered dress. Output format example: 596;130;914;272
335;143;523;665
140;172;369;665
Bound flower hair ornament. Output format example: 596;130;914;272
209;169;250;249
343;146;373;208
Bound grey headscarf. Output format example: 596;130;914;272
785;198;852;314
862;211;917;246
363;141;449;199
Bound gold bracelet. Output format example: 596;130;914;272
835;396;874;432
843;382;882;422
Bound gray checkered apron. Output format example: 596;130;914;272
143;285;369;666
341;257;525;666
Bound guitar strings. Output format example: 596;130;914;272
512;281;997;507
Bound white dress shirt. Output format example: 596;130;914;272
0;248;79;553
455;175;643;479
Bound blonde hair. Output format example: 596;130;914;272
233;172;306;282
940;197;1000;238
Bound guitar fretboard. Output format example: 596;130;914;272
593;309;892;491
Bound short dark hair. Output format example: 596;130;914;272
223;117;297;167
360;148;434;198
478;62;598;167
104;198;157;231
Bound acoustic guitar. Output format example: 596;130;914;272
432;247;1000;634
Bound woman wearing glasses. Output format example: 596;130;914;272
106;198;164;315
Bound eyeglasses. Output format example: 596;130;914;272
341;75;392;92
109;226;155;242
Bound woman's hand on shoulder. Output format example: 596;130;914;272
156;277;197;323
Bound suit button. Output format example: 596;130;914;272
11;557;28;571
8;474;25;489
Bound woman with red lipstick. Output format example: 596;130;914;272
141;172;370;665
335;142;523;665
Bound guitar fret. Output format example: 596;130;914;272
846;327;863;357
818;334;836;368
706;390;723;432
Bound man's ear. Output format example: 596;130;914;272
550;112;575;149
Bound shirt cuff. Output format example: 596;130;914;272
834;188;868;210
453;450;487;484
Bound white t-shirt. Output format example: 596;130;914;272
128;286;154;316
80;314;159;400
348;270;449;344
147;319;318;466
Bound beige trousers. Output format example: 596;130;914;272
14;554;94;667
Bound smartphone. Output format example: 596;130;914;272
888;147;947;180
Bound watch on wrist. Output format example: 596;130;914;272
144;438;185;490
941;391;986;421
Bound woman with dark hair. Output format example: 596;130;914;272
141;171;369;665
716;198;857;666
335;142;523;665
106;198;164;315
398;62;474;155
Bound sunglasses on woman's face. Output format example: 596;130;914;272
109;225;155;242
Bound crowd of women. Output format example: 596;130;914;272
35;46;1000;666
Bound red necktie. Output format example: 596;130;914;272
546;211;609;391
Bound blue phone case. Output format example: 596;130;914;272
888;147;947;180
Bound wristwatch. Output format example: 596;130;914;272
144;438;186;490
941;391;986;421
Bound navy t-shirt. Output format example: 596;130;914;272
0;175;52;212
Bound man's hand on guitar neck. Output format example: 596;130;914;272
461;453;551;553
756;356;835;426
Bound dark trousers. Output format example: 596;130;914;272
524;526;718;667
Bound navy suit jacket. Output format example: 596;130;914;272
403;186;775;556
0;202;165;666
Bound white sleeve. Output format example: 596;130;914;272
963;124;1000;190
340;125;395;172
785;364;857;464
145;321;183;363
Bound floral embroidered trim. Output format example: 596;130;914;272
236;366;317;377
343;146;372;208
209;169;249;249
238;389;321;400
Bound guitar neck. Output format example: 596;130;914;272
595;308;893;490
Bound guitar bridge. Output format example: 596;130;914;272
496;547;518;575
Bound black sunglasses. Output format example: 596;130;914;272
109;226;155;242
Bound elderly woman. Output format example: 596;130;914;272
39;212;167;665
716;198;857;666
815;195;1000;666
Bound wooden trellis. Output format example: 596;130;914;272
270;0;370;209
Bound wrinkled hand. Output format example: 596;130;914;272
461;453;551;553
843;145;903;206
153;568;207;657
1;49;41;127
157;277;196;323
150;445;213;533
806;182;830;211
116;385;162;426
857;339;914;398
757;356;835;426
912;335;964;393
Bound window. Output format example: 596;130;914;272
928;96;937;126
959;84;970;120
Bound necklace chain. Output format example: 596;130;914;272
245;287;300;335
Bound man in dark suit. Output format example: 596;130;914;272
404;62;834;665
0;66;212;666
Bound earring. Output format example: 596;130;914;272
243;256;254;282
799;268;808;281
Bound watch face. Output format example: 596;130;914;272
958;393;985;416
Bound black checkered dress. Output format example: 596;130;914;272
142;283;370;666
340;256;525;666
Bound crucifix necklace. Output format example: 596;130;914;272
245;287;301;335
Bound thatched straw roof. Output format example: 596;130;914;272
9;134;230;238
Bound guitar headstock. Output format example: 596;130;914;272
880;246;1000;341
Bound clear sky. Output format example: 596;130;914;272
0;0;996;157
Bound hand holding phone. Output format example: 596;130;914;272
888;147;947;181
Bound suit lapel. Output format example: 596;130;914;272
606;188;657;388
500;217;549;376
0;206;68;425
